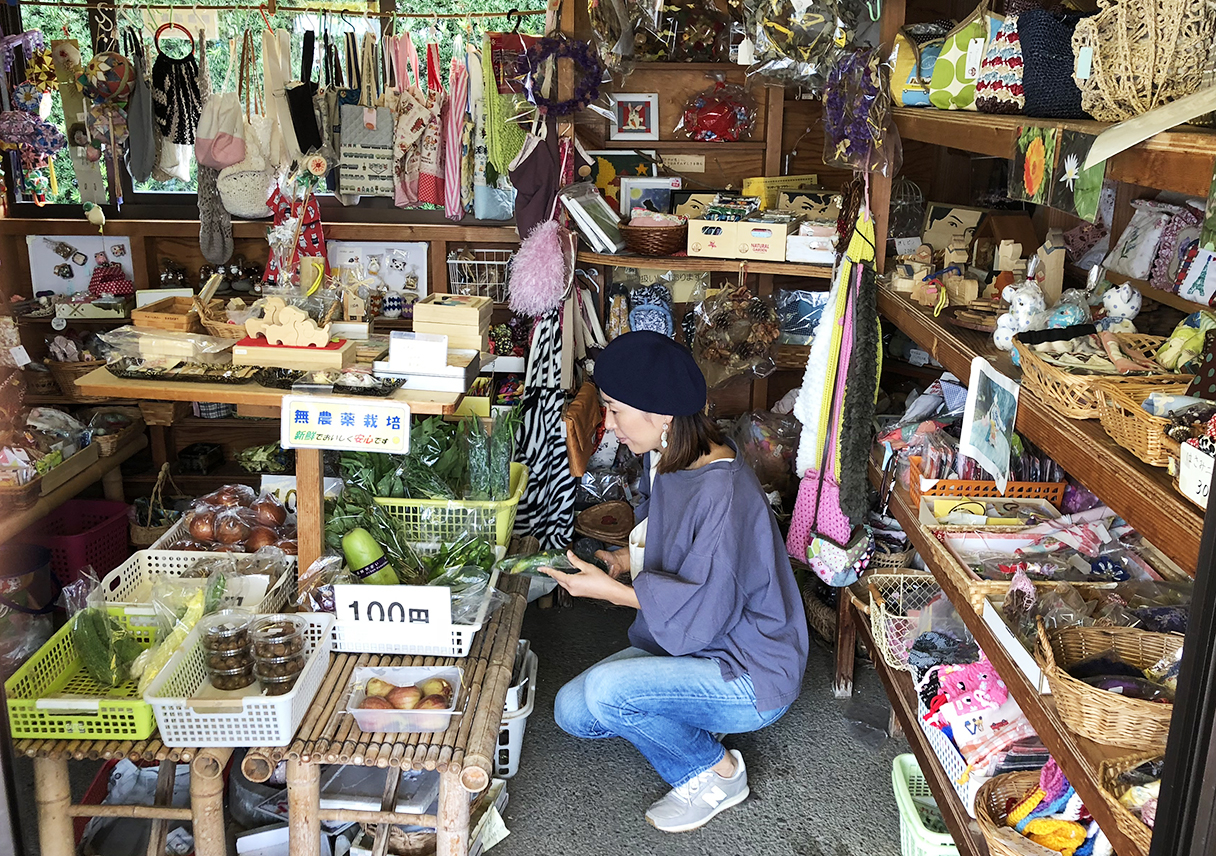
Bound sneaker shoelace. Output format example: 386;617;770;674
673;769;716;803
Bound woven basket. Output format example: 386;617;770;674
1035;618;1180;749
1097;751;1159;855
46;360;107;402
975;772;1061;856
866;572;940;671
23;369;60;396
194;296;248;339
0;478;40;511
1072;0;1216;122
1012;334;1190;420
870;542;914;570
801;586;837;643
619;222;689;257
1097;381;1191;467
574;501;634;547
130;463;185;547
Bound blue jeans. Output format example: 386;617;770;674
553;647;791;787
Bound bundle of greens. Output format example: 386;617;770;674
419;535;496;582
464;409;521;501
73;608;143;687
324;486;427;585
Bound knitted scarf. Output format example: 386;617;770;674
838;252;881;523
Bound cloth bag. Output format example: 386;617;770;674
416;42;447;207
123;28;157;182
340;33;394;197
195;36;245;169
929;2;1004;111
975;14;1024;114
1018;10;1089;119
890;30;943;107
286;30;323;154
217;33;274;219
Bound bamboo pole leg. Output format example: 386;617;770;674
33;756;74;856
287;759;321;854
834;591;856;699
145;761;177;856
437;767;471;856
191;747;232;856
100;465;125;501
296;448;324;571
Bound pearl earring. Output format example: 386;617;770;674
661;425;669;449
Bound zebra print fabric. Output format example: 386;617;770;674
513;311;576;548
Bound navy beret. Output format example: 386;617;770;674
594;331;707;416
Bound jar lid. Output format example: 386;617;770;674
250;613;307;642
199;608;254;639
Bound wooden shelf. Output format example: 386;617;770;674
125;459;265;493
632;61;741;70
576;250;833;279
590;140;768;152
878;286;1203;574
72;368;463;416
0;435;147;544
892;109;1216;198
17;315;127;325
854;604;989;856
877;479;1151;856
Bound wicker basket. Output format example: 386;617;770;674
45;360;107;402
23;369;60;396
870;542;914;570
1097;751;1159;855
194;296;248;339
975;772;1061;856
1097;381;1191;467
0;478;41;511
574;501;634;547
619;222;689;257
1013;334;1190;420
866;572;940;671
1035;619;1180;749
130;463;185;547
802;586;837;643
1072;0;1216;122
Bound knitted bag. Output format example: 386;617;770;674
216;33;274;219
975;14;1024;113
1019;10;1090;118
929;2;1003;110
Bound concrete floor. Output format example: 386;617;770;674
12;599;908;856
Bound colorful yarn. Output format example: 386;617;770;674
1017;786;1077;832
1007;788;1046;827
1024;818;1087;856
1140;797;1158;828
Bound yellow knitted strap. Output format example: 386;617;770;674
1006;788;1046;827
812;258;851;475
1024;818;1087;856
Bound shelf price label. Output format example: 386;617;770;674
280;395;411;454
332;584;452;627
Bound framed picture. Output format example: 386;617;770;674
921;203;986;253
1009;125;1060;205
672;191;719;219
558;184;625;254
959;357;1020;493
609;93;659;141
586;150;657;209
618;176;682;218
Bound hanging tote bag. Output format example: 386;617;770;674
395;34;429;207
339;33;394;197
123;28;157;182
262;27;299;166
975;14;1024;113
286;30;323;154
929;2;1004;110
195;36;245;169
417;41;447;207
390;33;430;206
443;51;468;221
217;33;274;219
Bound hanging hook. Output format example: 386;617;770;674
258;3;274;32
508;8;523;34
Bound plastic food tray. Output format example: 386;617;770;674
144;613;334;747
346;666;464;734
6;611;157;741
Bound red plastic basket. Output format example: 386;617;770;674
16;499;130;585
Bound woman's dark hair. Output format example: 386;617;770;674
657;412;724;474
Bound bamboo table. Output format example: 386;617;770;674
240;575;529;856
14;736;228;856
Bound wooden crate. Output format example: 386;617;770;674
132;296;219;333
138;400;192;426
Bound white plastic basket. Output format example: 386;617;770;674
329;566;501;657
144;613;334;747
918;700;978;817
97;549;297;628
495;648;536;779
892;754;960;856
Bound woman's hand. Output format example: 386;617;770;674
595;548;630;580
541;551;639;609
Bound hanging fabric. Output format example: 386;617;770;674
509;115;564;238
416;41;447;207
51;40;108;202
391;33;430;207
217;31;275;219
443;49;468;220
150;25;202;145
123;28;156;183
195;35;245;169
837;255;882;523
195;31;234;266
339;32;394;197
513;311;578;548
263;27;299;166
286;30;323;154
481;33;529;177
469;39;515;221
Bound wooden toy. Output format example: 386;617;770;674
246;297;334;348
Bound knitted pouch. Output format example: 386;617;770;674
1019;10;1090;118
975;14;1024;113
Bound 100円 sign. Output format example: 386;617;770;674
280;394;412;453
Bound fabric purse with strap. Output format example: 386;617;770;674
339;33;394;197
217;32;274;219
286;30;323;154
929;1;1004;111
195;35;245;169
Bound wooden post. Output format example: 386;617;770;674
190;747;231;856
100;466;125;502
296;448;324;572
145;761;177;856
286;758;321;854
437;767;471;856
834;590;857;699
873;0;907;275
33;756;74;856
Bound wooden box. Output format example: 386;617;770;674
411;320;490;353
232;337;356;371
132;296;219;333
40;443;100;495
412;294;493;326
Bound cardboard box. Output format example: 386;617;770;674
413;293;493;326
687;220;739;260
786;235;837;265
982;598;1052;694
40;443;100;495
741;174;819;210
687;219;790;262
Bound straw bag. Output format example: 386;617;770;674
217;33;274;219
195;37;245;169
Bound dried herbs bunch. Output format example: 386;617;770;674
823;47;902;177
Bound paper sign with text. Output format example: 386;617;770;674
280;395;411;453
332;584;452;628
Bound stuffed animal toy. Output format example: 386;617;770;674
993;280;1046;360
1097;281;1142;332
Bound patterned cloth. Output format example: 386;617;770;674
443;53;468;220
513;311;576;548
976;15;1024;113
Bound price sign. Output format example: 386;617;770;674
280;395;411;453
333;584;452;628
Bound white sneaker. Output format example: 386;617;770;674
645;750;750;833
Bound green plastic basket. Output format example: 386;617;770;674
374;463;528;547
892;754;961;856
5;611;158;741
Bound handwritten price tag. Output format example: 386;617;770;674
333;584;452;628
